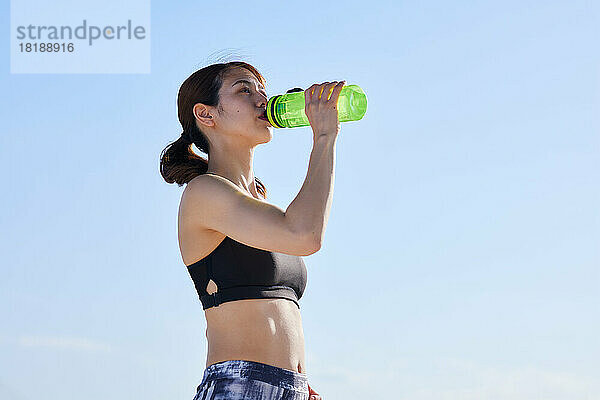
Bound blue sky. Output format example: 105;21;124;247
1;1;599;399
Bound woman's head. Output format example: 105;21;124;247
160;61;269;197
192;65;272;147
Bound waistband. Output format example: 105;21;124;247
202;359;308;393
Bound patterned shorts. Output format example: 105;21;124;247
192;359;310;400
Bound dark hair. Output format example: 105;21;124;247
159;61;268;198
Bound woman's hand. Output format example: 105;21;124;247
305;80;346;142
308;382;322;400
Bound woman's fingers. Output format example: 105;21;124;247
305;84;318;104
304;80;347;140
305;80;346;103
322;81;340;102
327;80;346;104
314;82;328;101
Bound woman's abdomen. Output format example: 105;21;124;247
204;298;306;374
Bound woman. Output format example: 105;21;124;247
160;61;345;400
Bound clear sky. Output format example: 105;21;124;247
1;1;599;399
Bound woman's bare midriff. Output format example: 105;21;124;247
179;198;307;375
204;297;306;374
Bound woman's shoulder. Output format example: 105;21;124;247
183;173;226;200
186;173;266;202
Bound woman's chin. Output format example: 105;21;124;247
260;128;273;143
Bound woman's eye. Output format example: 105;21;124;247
241;87;267;97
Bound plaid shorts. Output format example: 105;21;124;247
193;359;310;400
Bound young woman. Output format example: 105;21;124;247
160;61;345;400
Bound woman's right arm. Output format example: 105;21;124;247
285;81;345;249
184;81;345;256
285;134;337;253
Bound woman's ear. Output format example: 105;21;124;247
193;103;215;127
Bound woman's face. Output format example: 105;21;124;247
211;68;272;144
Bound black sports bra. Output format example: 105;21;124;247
186;236;308;310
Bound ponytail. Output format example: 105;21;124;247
159;132;208;186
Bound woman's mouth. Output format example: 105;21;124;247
258;115;271;126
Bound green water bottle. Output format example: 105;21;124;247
264;84;367;128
